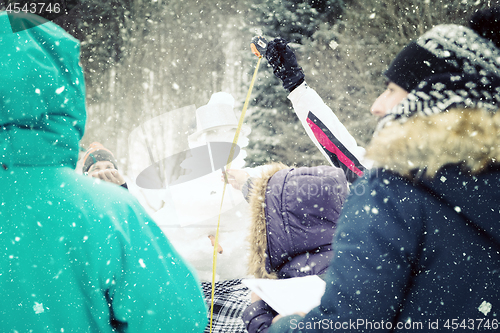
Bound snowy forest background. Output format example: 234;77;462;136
5;0;495;210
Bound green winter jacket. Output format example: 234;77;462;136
0;12;207;332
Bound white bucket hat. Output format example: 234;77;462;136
188;92;250;143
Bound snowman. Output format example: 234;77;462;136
153;92;260;282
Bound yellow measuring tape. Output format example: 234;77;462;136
209;55;263;332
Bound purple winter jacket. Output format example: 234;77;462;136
243;164;348;333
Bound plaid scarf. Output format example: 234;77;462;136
202;279;251;333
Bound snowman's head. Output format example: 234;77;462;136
188;92;250;149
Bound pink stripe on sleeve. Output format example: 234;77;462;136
307;118;364;177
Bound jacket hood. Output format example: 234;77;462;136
366;108;500;244
247;163;348;279
247;163;288;279
0;12;86;169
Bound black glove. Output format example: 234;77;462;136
265;38;305;92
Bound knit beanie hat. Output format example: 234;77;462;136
82;142;118;173
377;8;500;131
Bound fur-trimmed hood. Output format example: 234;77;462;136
247;163;348;279
366;108;500;178
366;108;500;244
247;163;288;279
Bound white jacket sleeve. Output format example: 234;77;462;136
288;82;372;182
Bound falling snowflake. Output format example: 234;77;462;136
33;302;44;314
478;300;492;316
139;258;146;268
299;265;312;273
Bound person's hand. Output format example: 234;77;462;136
208;235;223;254
250;292;262;303
265;38;305;92
91;169;126;186
222;169;250;191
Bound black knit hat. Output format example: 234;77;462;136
385;24;500;93
384;41;458;93
82;142;118;173
377;9;500;131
